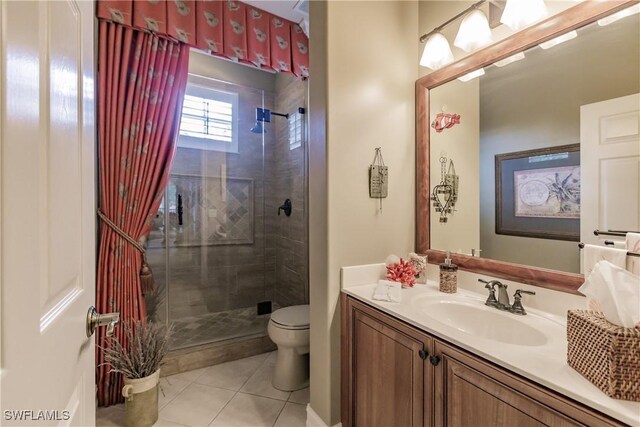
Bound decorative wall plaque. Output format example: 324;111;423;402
369;148;388;211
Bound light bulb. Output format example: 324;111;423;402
457;68;485;82
494;52;525;67
500;0;548;31
454;9;493;52
539;31;577;49
598;4;640;27
420;33;454;70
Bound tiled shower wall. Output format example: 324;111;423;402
266;74;309;308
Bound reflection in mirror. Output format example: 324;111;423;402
429;11;640;275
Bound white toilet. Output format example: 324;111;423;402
267;304;310;391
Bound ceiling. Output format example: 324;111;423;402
243;0;309;33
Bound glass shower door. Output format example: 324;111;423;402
146;77;273;351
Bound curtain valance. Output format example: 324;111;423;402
97;0;309;78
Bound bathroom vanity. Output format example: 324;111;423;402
340;265;640;427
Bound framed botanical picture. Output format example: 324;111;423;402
495;144;580;241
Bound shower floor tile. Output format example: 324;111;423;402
169;305;278;351
96;351;308;427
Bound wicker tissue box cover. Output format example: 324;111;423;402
567;310;640;402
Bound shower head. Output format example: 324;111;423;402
251;107;304;133
250;121;265;134
251;107;285;133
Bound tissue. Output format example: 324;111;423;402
578;260;640;328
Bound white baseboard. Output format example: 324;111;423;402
306;404;342;427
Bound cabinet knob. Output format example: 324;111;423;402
429;355;441;366
418;349;428;360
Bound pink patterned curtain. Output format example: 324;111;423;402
97;0;309;78
96;20;189;406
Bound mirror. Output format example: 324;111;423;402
416;1;640;292
428;12;639;275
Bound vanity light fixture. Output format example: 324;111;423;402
539;30;577;50
500;0;548;31
419;0;494;70
457;68;485;82
420;32;455;70
597;3;640;26
454;8;493;52
494;52;525;67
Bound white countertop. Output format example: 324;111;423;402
341;264;640;426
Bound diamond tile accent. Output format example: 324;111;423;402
161;175;254;246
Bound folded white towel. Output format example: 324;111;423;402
583;244;627;278
372;280;402;303
625;233;640;276
611;240;626;249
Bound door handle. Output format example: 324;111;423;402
177;194;183;226
86;306;120;338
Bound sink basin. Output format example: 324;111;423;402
416;299;550;346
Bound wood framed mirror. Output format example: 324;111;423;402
415;1;639;294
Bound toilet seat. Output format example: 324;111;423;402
270;305;309;330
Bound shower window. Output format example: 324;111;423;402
288;110;303;150
178;74;239;153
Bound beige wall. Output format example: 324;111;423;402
479;16;640;273
429;79;480;254
309;1;418;424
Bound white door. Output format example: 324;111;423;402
581;93;640;248
1;1;97;425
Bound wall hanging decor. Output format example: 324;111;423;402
444;159;459;205
431;156;457;223
431;107;461;133
369;147;388;212
496;143;580;241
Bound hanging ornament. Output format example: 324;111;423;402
444;159;459;205
431;156;457;223
431;106;461;133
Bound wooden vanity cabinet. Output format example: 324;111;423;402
342;296;433;427
341;295;625;427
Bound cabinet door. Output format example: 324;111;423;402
342;295;430;427
434;341;622;427
353;310;424;427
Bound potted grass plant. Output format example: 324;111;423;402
103;319;172;427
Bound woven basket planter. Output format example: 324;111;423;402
567;310;640;402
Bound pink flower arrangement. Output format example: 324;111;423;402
386;258;416;288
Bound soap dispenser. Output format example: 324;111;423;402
439;251;458;293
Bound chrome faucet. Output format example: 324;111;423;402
478;279;510;310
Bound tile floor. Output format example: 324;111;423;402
96;352;308;427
